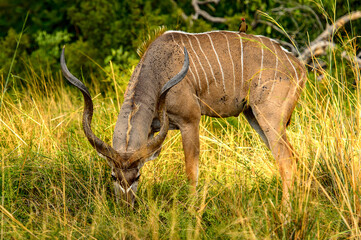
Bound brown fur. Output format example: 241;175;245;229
63;30;307;205
137;31;307;202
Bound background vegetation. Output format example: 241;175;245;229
1;0;361;239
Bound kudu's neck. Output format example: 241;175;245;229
112;61;160;153
112;37;186;153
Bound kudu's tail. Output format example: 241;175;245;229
60;46;189;167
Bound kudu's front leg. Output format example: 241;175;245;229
167;87;201;193
179;119;200;193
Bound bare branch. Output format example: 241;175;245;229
311;11;361;44
191;0;226;23
308;59;327;71
272;5;323;30
197;0;220;4
299;41;336;63
299;11;361;64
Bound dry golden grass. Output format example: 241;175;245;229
1;22;361;240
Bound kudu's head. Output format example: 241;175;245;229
104;110;171;205
60;46;189;205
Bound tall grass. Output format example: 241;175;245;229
1;20;361;240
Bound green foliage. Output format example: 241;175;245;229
34;30;72;59
29;30;73;73
189;19;213;33
1;0;361;81
61;39;102;80
0;28;30;75
0;0;73;37
67;0;123;53
104;46;138;69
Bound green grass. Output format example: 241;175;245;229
1;23;361;240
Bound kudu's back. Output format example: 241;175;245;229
160;31;306;118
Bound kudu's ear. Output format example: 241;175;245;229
126;47;189;167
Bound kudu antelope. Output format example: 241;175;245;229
61;30;306;205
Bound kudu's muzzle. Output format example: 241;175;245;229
113;177;139;206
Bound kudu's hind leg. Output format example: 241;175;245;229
248;103;297;204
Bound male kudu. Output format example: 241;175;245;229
61;30;306;205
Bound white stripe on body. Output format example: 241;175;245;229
254;34;284;45
185;34;210;93
170;34;198;89
220;32;236;94
280;46;291;53
239;34;244;90
192;35;218;88
269;39;279;99
273;41;301;97
177;34;200;90
207;33;225;92
255;34;292;54
286;51;304;96
166;31;301;96
258;36;264;86
283;50;300;97
283;51;299;82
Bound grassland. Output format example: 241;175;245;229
1;33;361;239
